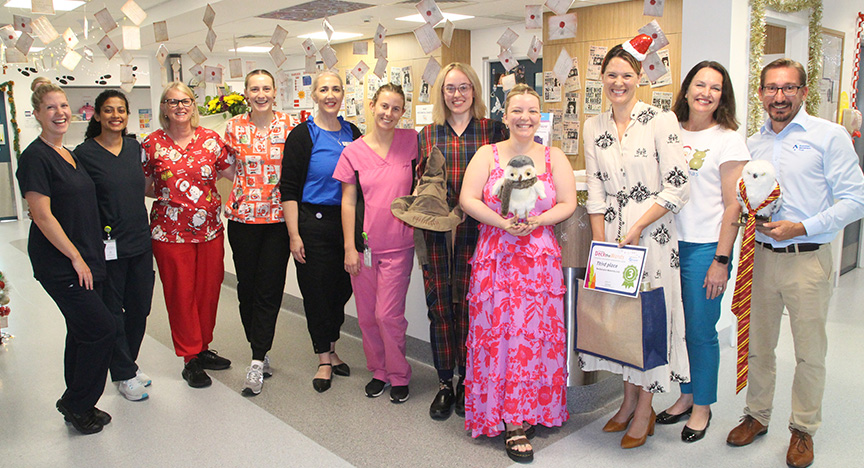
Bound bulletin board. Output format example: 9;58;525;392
543;0;683;169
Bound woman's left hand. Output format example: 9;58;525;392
502;217;537;237
703;261;730;300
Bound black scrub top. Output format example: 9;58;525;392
75;137;151;258
16;138;106;283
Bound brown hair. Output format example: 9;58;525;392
245;69;275;90
760;58;806;88
430;62;488;126
503;83;541;114
371;83;405;107
601;44;642;75
159;81;199;129
31;83;65;111
30;77;51;92
672;61;739;131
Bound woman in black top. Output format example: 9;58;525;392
76;90;154;402
16;84;115;434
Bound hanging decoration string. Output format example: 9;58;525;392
852;13;862;111
747;0;823;136
0;81;22;159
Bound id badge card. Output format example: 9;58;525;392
363;247;372;268
104;239;118;261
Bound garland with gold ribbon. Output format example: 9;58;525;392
0;81;21;159
748;0;823;136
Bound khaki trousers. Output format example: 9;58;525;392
744;243;833;435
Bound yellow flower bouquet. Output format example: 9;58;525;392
200;92;248;116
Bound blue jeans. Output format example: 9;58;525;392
678;241;731;405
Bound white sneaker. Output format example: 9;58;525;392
262;355;272;378
136;369;152;387
242;363;264;396
118;377;149;401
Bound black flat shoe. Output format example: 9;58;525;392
92;407;112;426
198;349;231;370
56;399;104;435
454;381;466;417
330;351;350;376
656;406;692;425
182;358;212;388
429;382;455;420
313;363;332;393
681;411;712;443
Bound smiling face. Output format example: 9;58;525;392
602;57;639;108
503;92;541;139
442;69;474;117
161;88;194;128
686;67;723;121
95;96;128;135
370;90;405;132
245;74;276;116
312;74;344;117
759;66;807;133
34;91;71;139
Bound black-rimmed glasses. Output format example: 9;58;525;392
162;98;194;108
761;84;804;97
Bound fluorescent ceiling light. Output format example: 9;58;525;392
229;46;274;54
4;0;84;11
297;31;362;41
395;13;474;23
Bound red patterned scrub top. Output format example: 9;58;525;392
223;111;298;223
142;126;234;243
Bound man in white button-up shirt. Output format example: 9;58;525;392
726;58;864;468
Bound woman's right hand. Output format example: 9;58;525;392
344;248;362;276
290;235;306;263
501;217;536;237
71;255;93;290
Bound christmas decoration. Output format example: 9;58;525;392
0;271;12;345
0;82;22;159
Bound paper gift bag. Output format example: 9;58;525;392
575;282;667;371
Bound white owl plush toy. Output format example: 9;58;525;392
736;160;782;219
492;155;546;222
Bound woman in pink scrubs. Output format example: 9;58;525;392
334;83;417;404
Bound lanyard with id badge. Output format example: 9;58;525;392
103;226;118;261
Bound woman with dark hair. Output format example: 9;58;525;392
655;61;749;442
142;82;235;389
224;69;297;396
281;71;361;393
417;62;507;420
16;83;115;433
76;90;154;402
582;44;690;449
335;83;417;403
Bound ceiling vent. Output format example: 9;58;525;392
258;0;374;22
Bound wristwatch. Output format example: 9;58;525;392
713;255;730;264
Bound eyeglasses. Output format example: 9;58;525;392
162;98;194;108
443;84;473;96
761;84;804;97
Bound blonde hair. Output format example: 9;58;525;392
31;83;65;111
159;82;199;129
311;70;343;94
503;83;541;115
430;62;488;126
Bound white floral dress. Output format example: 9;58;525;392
581;101;691;392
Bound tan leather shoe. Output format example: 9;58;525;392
621;410;656;449
786;428;814;468
727;415;768;446
602;413;634;433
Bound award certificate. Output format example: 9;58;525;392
584;241;648;298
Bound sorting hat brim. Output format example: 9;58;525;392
391;197;463;232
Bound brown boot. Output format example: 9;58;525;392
786;428;814;468
726;415;768;446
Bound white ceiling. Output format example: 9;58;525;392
1;0;624;58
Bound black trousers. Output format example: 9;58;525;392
41;280;115;414
227;220;291;360
295;203;352;354
103;251;155;382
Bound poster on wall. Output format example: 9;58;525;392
587;45;607;80
291;71;313;109
551;109;563;141
543;71;561;103
404;92;413;119
584;80;603;114
651;91;673;111
418;81;430;103
562;120;579;155
650;49;672;88
138;108;152;133
564;57;580;93
401;66;413;92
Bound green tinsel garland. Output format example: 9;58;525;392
0;81;22;159
748;0;823;136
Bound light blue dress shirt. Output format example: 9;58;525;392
748;109;864;247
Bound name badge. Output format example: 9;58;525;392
104;239;118;261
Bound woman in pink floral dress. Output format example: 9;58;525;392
460;84;577;463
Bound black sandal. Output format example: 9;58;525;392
313;363;332;393
330;351;350;377
504;428;534;463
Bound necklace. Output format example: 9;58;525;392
39;135;65;151
319;125;349;148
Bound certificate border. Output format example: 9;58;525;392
583;241;648;298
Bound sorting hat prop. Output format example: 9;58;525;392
622;33;653;61
391;147;463;232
